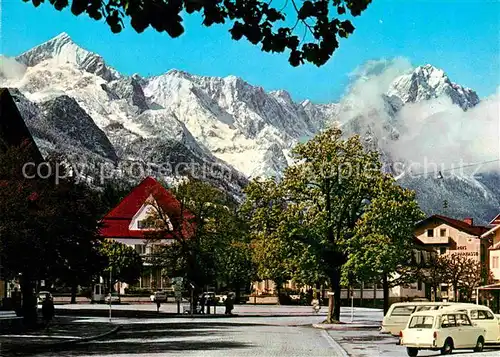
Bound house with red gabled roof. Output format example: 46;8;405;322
481;212;500;282
415;214;490;301
100;176;195;292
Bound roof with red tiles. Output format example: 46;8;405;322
100;176;195;239
416;214;488;237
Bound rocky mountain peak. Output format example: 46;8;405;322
16;32;120;82
388;64;479;110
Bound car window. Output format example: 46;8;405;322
441;314;456;328
457;314;472;326
409;316;434;329
470;310;479;319
476;310;488;319
391;306;415;316
482;310;495;320
415;306;433;312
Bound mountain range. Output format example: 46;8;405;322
1;33;498;223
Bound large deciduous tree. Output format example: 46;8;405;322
281;127;384;322
243;127;423;322
25;0;373;67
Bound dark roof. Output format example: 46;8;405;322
0;88;43;163
100;177;195;239
416;214;488;237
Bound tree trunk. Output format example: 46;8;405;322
275;280;282;305
70;281;78;304
20;274;37;326
328;270;341;322
382;274;390;315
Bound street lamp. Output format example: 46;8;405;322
109;266;112;322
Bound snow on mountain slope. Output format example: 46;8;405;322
142;69;333;177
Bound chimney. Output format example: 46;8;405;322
464;217;473;226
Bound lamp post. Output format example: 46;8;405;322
109;267;112;322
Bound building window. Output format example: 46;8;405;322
427;229;434;237
440;229;447;237
137;219;156;229
134;244;146;255
493;257;499;269
440;247;447;255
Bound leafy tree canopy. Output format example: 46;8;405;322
26;0;373;67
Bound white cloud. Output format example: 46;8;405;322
0;55;27;81
339;58;500;174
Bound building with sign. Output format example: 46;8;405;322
99;176;195;294
415;214;490;300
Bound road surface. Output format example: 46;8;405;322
26;315;345;357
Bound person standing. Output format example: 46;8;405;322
41;293;54;329
199;294;206;314
224;293;234;315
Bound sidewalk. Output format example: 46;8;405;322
0;316;119;354
313;308;383;331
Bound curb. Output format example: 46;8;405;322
2;324;121;354
320;330;350;357
312;323;381;330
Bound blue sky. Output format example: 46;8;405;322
1;0;499;103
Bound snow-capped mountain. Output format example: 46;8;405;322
1;33;498;223
388;64;480;110
16;32;120;82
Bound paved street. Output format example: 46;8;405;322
5;306;499;357
20;316;344;357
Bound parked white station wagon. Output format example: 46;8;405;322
381;302;453;335
400;309;486;356
447;303;500;344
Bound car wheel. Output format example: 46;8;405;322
440;338;453;355
406;347;418;357
473;337;484;352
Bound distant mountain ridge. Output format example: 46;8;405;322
1;33;498;223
